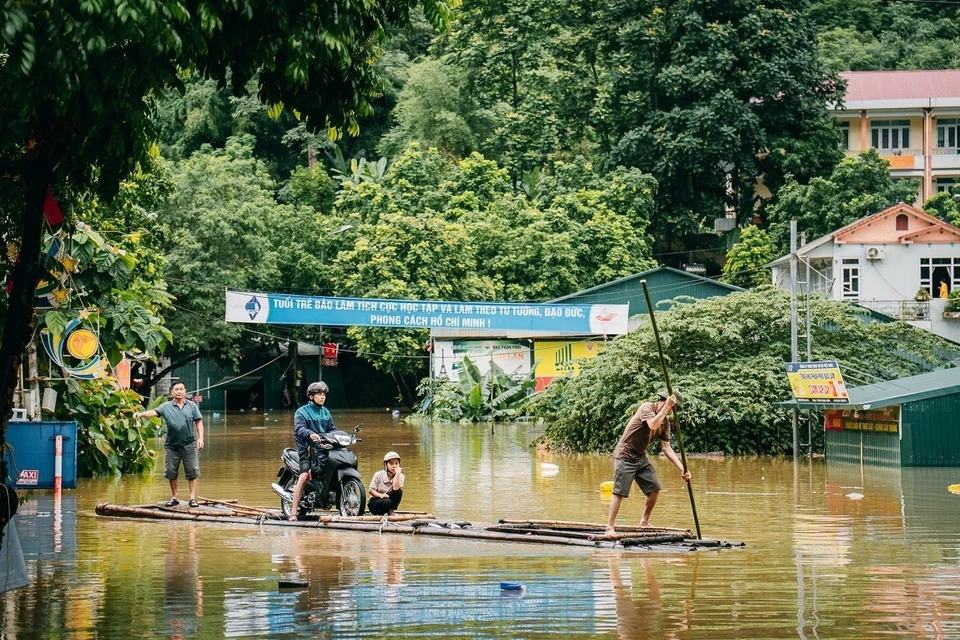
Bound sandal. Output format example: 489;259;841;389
288;515;297;521
188;498;199;508
165;498;179;507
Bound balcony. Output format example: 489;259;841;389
857;299;930;321
932;148;960;170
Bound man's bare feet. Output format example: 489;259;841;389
639;522;654;528
288;515;297;521
604;526;617;537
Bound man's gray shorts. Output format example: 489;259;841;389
612;457;661;497
165;444;201;481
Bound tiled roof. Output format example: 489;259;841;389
840;70;960;102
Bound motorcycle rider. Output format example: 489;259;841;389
289;381;336;521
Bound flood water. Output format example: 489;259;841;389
2;410;959;638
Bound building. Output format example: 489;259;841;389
783;367;960;467
833;70;960;203
770;202;960;343
429;266;744;390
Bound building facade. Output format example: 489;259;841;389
833;70;960;203
770;203;960;343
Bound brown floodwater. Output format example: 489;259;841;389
2;410;959;638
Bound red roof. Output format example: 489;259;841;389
840;70;960;101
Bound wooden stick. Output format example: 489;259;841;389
641;279;702;540
498;519;691;534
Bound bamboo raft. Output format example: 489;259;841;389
95;500;744;551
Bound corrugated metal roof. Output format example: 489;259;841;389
782;367;960;410
840;70;960;102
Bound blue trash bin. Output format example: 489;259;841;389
3;421;78;489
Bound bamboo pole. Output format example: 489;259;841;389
640;280;702;540
497;519;692;535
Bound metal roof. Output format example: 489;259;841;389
840;70;960;103
781;367;960;410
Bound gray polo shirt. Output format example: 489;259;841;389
156;399;202;447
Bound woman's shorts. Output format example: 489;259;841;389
612;457;661;497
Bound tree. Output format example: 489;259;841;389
533;288;956;454
923;191;960;227
0;0;457;550
722;226;777;288
597;0;844;254
765;149;919;251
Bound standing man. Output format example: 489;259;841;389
289;381;336;521
135;381;204;508
605;391;690;536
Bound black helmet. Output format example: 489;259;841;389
307;381;329;396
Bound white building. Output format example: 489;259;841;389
770;202;960;343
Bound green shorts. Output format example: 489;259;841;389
612;457;661;497
165;443;201;481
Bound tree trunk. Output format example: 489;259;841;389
0;146;57;553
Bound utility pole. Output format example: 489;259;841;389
790;221;799;459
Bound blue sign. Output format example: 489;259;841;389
225;291;630;335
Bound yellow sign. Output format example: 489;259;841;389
785;361;849;403
66;329;99;359
534;341;606;391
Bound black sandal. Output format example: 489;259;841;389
188;498;199;508
165;498;179;507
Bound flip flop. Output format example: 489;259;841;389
288;515;297;521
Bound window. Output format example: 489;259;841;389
896;214;909;231
838;121;850;150
937;118;958;153
937;177;957;194
920;257;960;297
841;258;860;300
871;120;911;151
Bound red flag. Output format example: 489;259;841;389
44;188;64;226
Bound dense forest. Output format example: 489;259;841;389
3;0;960;470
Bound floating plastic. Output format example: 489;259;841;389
948;484;960;494
391;409;400;418
540;463;559;471
500;582;524;591
600;481;614;494
845;492;865;500
212;413;221;419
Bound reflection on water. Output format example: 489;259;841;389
2;411;959;637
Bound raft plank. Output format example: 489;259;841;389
95;503;740;551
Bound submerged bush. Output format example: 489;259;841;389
532;288;957;454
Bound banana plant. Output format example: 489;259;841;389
417;356;537;422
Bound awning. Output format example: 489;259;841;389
212;375;263;391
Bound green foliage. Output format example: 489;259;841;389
533;288;956;454
62;380;159;478
378;58;498;158
159;135;282;363
922;191;960;227
945;290;960;313
766;149;919;252
416;356;536;422
722;226;777;289
812;1;960;71
598;0;843;250
279;164;337;215
36;212;171;476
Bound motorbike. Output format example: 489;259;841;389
272;425;366;518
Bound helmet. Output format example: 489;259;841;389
383;451;401;464
657;390;683;408
307;381;329;396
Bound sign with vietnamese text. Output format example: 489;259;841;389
824;407;899;433
433;340;531;381
225;291;629;335
785;361;850;403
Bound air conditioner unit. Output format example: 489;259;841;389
714;217;736;233
865;246;885;260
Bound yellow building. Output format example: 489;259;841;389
833;70;960;202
